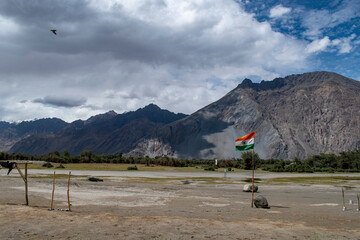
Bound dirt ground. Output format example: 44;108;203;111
0;170;359;240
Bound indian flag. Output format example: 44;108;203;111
235;132;255;151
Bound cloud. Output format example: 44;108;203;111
331;34;357;54
302;0;360;38
305;34;356;55
0;0;309;70
306;37;331;53
33;96;87;108
0;0;312;122
269;4;291;18
0;15;20;37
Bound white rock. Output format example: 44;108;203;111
243;184;258;192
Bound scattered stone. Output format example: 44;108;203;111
243;184;258;192
58;208;71;211
253;195;269;208
87;176;103;182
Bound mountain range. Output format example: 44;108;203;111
7;104;187;156
3;71;360;159
0;118;67;153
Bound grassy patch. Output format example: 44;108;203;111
28;163;210;172
29;174;87;179
123;176;238;184
242;178;262;183
27;163;252;172
264;176;360;185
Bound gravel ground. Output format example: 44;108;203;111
1;170;359;240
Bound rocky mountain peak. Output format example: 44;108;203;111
238;78;253;87
142;103;161;111
85;110;118;125
107;110;117;115
237;77;286;91
283;71;355;86
236;71;353;92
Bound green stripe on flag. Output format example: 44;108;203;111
235;144;254;151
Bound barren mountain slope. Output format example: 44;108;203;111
131;71;360;159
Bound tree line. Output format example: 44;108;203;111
0;149;359;173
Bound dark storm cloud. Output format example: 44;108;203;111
0;0;276;70
0;0;93;24
33;96;87;108
0;0;186;75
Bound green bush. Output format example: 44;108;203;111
42;162;53;168
204;166;215;171
127;165;138;171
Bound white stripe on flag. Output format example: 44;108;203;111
235;138;254;146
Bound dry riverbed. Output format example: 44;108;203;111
0;170;359;239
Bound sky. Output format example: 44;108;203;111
0;0;359;122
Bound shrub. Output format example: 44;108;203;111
42;162;53;168
204;166;215;171
127;165;138;171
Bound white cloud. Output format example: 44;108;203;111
302;0;360;38
331;34;356;54
269;4;291;18
306;34;356;55
306;37;331;53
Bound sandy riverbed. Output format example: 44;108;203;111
1;170;359;239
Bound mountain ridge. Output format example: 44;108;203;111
8;104;187;155
129;71;360;159
3;71;360;159
0;118;68;152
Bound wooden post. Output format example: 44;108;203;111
15;163;31;206
357;193;359;211
342;187;346;211
15;164;26;182
51;171;56;210
251;148;255;208
25;163;28;206
67;171;71;211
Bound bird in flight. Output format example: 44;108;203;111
51;29;57;35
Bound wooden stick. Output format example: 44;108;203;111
251;148;255;208
51;171;56;210
67;171;71;211
357;194;359;211
15;164;26;182
342;187;346;211
15;164;28;205
25;163;28;206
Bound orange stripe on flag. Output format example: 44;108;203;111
235;131;255;142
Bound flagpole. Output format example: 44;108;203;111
251;148;254;208
235;131;255;208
